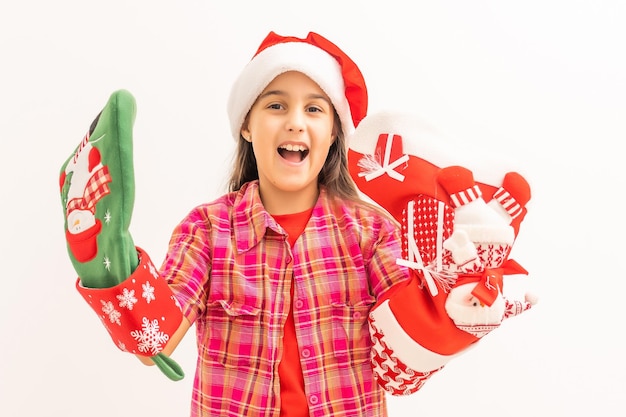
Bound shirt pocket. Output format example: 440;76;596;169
331;300;374;364
203;300;262;368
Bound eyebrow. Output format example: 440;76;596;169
258;90;331;104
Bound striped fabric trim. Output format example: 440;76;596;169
449;185;482;208
492;187;523;219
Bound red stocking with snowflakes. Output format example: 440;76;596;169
347;112;537;395
59;90;184;380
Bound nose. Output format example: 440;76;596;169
286;109;305;133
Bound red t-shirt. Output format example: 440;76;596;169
272;208;313;417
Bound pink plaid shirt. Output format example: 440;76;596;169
161;181;409;417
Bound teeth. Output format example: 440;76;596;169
279;144;307;152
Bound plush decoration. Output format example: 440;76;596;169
59;90;184;381
347;112;537;395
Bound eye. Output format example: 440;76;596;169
306;105;323;113
267;103;284;110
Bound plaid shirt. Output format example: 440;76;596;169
161;181;408;417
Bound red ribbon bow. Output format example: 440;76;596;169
470;259;528;306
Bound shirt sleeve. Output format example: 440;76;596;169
365;213;410;300
159;207;212;325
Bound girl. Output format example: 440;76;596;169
151;32;411;416
65;30;533;417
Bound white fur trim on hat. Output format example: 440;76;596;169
227;41;354;141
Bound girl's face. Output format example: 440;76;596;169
241;71;336;214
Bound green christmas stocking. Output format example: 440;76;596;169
59;90;184;381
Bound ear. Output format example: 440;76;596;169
331;120;340;143
240;126;251;142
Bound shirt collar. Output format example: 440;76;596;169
232;181;332;253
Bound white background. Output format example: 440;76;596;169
1;1;625;416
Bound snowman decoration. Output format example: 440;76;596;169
59;130;111;263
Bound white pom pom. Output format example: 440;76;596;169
524;292;539;306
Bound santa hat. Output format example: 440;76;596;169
227;31;368;141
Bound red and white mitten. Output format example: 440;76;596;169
487;171;531;224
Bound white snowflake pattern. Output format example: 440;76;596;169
103;256;111;271
148;261;159;279
104;209;112;224
130;317;170;355
142;282;155;303
117;288;138;310
101;300;121;325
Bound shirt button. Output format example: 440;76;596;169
295;299;304;309
309;395;319;405
301;348;311;358
353;311;362;320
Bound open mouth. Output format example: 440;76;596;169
278;144;309;162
